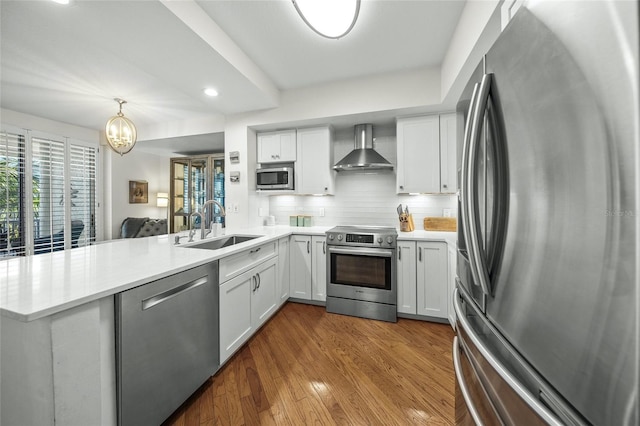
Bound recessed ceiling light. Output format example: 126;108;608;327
204;88;219;97
51;0;70;4
292;0;360;39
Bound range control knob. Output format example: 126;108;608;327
386;236;394;244
328;234;334;240
377;237;383;244
337;234;343;241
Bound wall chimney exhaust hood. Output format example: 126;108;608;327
333;124;394;171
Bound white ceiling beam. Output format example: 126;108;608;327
160;0;280;107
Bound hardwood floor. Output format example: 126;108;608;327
164;302;456;426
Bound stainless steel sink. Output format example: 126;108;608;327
181;235;260;250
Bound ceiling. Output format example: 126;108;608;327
0;0;465;155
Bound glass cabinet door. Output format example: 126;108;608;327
190;157;207;230
171;159;189;233
212;157;225;225
170;154;224;233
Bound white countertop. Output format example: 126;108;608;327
0;225;454;322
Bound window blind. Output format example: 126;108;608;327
0;130;27;257
32;136;66;254
69;142;97;247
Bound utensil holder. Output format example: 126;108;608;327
399;213;415;232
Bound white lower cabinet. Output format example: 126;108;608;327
416;241;448;319
289;235;312;299
311;236;327;301
448;243;457;328
397;240;417;314
289;234;326;302
277;237;290;306
219;271;252;363
219;253;278;364
397;240;449;320
252;258;278;328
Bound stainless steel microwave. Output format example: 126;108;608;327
256;166;294;190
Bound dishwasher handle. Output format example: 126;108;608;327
142;276;208;310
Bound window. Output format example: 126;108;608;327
0;126;99;258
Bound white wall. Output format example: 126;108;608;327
1;109;100;143
104;147;170;239
266;125;457;229
136;114;226;142
248;66;441;128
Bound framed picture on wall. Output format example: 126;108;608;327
129;180;148;204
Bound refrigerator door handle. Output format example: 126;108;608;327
453;288;564;426
460;82;482;293
452;336;484;425
465;73;493;297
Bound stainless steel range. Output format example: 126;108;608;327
325;226;397;322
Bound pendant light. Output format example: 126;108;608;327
292;0;360;39
105;98;137;156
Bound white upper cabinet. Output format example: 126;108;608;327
439;113;457;194
257;129;297;163
396;114;457;194
296;126;334;195
396;115;440;193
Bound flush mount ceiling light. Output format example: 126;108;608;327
105;98;137;156
292;0;360;39
204;88;219;97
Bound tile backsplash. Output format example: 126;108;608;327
267;125;457;228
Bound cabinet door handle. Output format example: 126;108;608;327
252;275;257;292
307;241;310;253
256;272;261;289
323;241;326;254
419;247;422;262
398;246;401;260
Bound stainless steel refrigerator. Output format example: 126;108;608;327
454;1;638;425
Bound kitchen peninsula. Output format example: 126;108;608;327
0;226;454;425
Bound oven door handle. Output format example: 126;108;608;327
327;247;393;258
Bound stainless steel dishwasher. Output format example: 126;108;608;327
116;261;219;426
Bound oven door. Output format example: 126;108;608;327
327;246;396;305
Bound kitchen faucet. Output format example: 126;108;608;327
188;211;206;239
188;201;225;240
201;200;227;239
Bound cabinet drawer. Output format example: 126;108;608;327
219;242;277;283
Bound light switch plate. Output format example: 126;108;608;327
443;208;451;217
